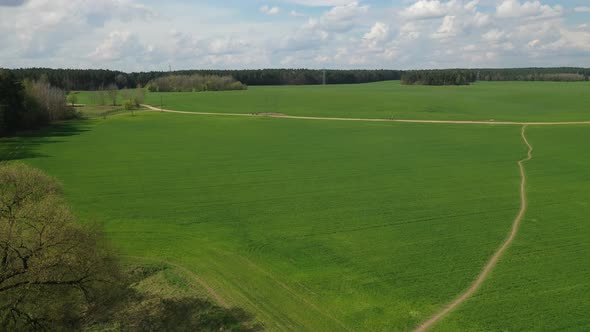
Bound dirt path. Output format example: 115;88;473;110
136;106;570;330
414;125;533;332
142;104;590;126
122;255;229;307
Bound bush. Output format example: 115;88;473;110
123;99;134;111
67;93;78;106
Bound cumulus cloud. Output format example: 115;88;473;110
496;0;563;19
319;1;369;32
260;5;280;15
363;22;389;48
278;18;329;51
0;0;588;70
432;15;458;38
400;0;450;20
1;0;155;57
482;29;509;42
283;0;352;6
574;7;590;13
89;31;151;61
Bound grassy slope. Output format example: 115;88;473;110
435;126;590;331
107;81;590;122
4;113;526;331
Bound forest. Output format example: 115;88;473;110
0;70;75;135
402;68;590;85
7;67;589;90
9;68;402;90
401;70;478;85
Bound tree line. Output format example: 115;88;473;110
402;70;478;85
0;70;76;136
402;67;590;85
147;74;247;92
477;68;590;81
8;68;404;90
7;67;589;90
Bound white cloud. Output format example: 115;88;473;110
528;39;541;48
482;29;508;42
2;0;155;57
539;29;590;52
208;38;249;54
314;54;331;63
283;0;352;6
400;0;449;20
496;0;563;19
260;5;280;15
399;22;422;40
432;15;458;38
0;0;588;70
363;22;389;48
89;31;150;61
278;18;329;51
319;1;369;32
574;7;590;13
470;12;490;28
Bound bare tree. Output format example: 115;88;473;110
106;84;118;106
96;85;107;106
22;79;72;123
132;85;145;107
0;163;119;330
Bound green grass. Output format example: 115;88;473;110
435;126;590;331
2;112;526;330
4;82;590;330
116;81;590;122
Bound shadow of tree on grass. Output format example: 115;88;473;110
0;121;91;162
91;265;264;332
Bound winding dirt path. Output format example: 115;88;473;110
142;104;590;126
414;125;533;332
134;107;580;330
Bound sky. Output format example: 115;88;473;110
0;0;589;71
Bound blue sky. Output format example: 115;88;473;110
0;0;588;71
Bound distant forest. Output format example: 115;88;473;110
8;68;403;90
4;67;590;90
402;68;590;85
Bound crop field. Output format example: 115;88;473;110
3;81;590;331
75;81;590;122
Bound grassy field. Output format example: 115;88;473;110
75;81;590;122
138;81;590;122
4;81;590;330
435;126;590;331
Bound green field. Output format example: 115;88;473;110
75;81;590;122
137;81;589;122
4;81;590;331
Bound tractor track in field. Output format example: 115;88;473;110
141;104;590;126
414;125;533;332
125;253;352;331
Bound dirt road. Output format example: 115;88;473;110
141;104;590;126
414;125;533;332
